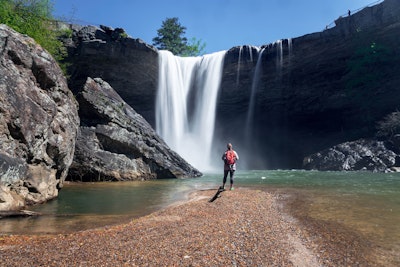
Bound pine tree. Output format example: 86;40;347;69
152;17;205;56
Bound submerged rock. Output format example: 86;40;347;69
0;25;79;211
68;77;201;181
0;209;40;218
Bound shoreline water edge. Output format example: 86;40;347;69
0;187;397;266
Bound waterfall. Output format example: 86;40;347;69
245;47;265;134
245;39;290;126
288;38;293;64
236;45;261;86
275;40;283;73
236;46;243;86
248;45;258;62
156;50;226;172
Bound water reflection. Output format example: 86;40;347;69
0;179;211;234
1;170;399;259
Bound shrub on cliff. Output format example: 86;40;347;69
0;0;66;62
376;111;400;138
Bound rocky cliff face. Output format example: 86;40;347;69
69;77;201;181
62;0;400;171
0;25;79;211
218;0;400;169
61;24;158;126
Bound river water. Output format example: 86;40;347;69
1;170;399;261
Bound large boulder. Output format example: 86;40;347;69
68;77;201;181
0;25;79;211
303;139;399;172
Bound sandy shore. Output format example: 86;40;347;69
0;188;378;266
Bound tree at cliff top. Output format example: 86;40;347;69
152;17;206;56
184;37;206;57
0;0;67;62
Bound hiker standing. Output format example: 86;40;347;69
222;143;239;190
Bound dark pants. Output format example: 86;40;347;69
222;169;235;187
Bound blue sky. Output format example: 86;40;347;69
53;0;381;54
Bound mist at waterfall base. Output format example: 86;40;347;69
155;42;292;172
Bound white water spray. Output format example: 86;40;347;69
156;50;226;172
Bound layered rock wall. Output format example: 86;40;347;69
218;0;400;168
62;24;158;126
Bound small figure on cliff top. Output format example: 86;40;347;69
348;10;351;16
221;143;239;190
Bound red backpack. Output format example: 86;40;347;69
225;150;236;165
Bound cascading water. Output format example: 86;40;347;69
236;46;243;86
288;38;293;65
245;39;293;130
243;40;293;168
275;40;283;74
236;45;260;86
156;50;226;172
248;46;258;62
245;47;265;137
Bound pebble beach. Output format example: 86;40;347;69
0;188;385;266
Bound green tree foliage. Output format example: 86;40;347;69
182;37;206;57
152;17;206;56
0;0;67;62
152;17;187;55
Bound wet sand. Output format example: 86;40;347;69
0;188;383;266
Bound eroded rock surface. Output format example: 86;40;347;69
303;139;399;172
61;24;158;125
0;25;79;211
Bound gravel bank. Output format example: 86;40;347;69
0;188;377;266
